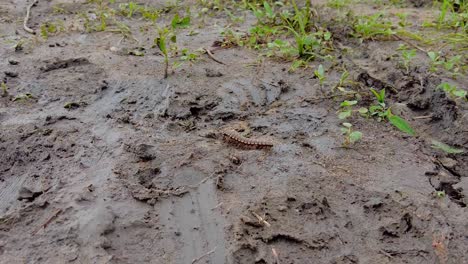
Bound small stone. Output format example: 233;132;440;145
205;68;223;77
4;71;18;78
278;205;287;212
363;197;383;211
439;157;457;169
8;59;19;65
17;187;43;201
134;144;156;161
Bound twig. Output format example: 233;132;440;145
204;48;225;65
379;249;394;259
251;211;271;227
192;247;216;264
24;0;38;34
394;35;427;53
272;247;280;264
414;114;433;120
32;209;62;235
211;202;223;210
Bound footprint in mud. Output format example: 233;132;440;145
35;57;107;106
218;78;283;111
159;179;226;263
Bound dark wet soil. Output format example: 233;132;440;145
0;0;467;263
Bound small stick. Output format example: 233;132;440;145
204;48;225;65
32;209;62;235
414;114;433;120
211;202;223;210
379;249;394;259
24;0;39;34
272;247;280;264
394;35;427;53
251;211;271;227
192;247;216;264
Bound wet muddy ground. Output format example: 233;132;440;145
0;0;467;263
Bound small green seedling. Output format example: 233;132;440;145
443;55;462;75
1;82;7;97
396;13;410;27
40;21;64;40
400;49;416;74
436;191;446;198
249;1;276;24
155;28;175;79
314;64;326;85
353;13;395;40
119;1;139;18
427;51;443;72
171;12;191;29
438;83;467;101
341;122;363;147
12;93;34;102
366;88;416;135
338;100;357;119
431;140;464;154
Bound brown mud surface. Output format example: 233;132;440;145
0;0;467;263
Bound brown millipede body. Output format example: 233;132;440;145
221;129;274;149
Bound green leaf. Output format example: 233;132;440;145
156;37;166;53
453;89;467;98
388;115;415;136
340;127;348;134
263;1;273;18
349;131;362;143
431;140;464;154
338;110;352;119
358;107;368;114
340;100;357;107
370;88;385;103
314;65;325;80
171;14;190;29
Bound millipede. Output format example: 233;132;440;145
221;129;274;149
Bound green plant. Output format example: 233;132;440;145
141;6;160;23
427;51;443;72
400;49;416;74
225;8;245;24
442;55;463;76
437;83;467;101
431;140;464;154
249;1;277;25
266;39;296;59
119;1;139;18
437;0;452;29
328;0;350;9
396;12;411;27
155;28;175;79
353;13;395;40
314;64;326;85
171;12;191;29
341;122;363;147
436;190;446;198
180;48;200;62
1;82;7;97
40;21;65;40
338;100;357;119
365;88;416;135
